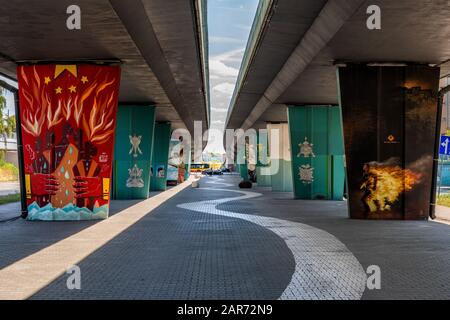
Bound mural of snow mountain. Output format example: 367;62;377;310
27;202;109;221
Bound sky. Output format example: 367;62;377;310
0;0;259;153
204;0;259;154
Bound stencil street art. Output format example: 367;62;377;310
18;64;121;220
126;164;144;188
299;164;314;185
129;134;143;158
297;137;315;158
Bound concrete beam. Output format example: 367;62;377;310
239;0;365;130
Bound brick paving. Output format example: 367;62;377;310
0;174;449;299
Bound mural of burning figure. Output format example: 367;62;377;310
360;159;422;213
18;64;121;220
339;64;440;220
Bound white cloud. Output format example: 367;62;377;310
210;36;244;44
213;82;235;95
209;59;239;77
235;23;251;31
211;107;228;113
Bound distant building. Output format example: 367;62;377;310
440;76;450;135
0;132;18;166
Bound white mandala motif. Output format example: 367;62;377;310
298;137;315;158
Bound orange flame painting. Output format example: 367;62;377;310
360;160;422;213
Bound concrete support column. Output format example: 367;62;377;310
167;136;189;185
237;142;249;181
267;123;293;192
113;105;155;200
287;105;345;200
256;129;271;187
150;122;171;191
184;150;191;181
338;64;440;220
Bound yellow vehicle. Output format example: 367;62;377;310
209;162;222;171
190;163;210;173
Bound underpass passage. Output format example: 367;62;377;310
1;175;449;299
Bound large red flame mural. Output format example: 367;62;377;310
17;64;121;220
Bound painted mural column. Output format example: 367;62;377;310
287;105;345;200
150;122;171;191
267;123;293;192
256;129;271;187
167;136;188;185
17;64;121;220
184;148;191;181
113;105;155;200
338;64;440;220
237;140;249;181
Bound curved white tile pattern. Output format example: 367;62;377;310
178;177;367;300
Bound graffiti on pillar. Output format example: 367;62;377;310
167;136;186;184
18;64;121;220
297;137;315;158
156;164;166;178
126;164;144;188
299;164;314;184
339;65;439;219
129;134;143;158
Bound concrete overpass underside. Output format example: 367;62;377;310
227;0;450;129
0;0;209;135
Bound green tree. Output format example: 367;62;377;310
0;87;16;160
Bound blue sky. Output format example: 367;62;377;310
205;0;259;153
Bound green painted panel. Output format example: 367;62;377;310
332;155;345;200
288;105;345;200
113;105;155;199
184;151;191;180
270;159;293;192
239;164;248;180
150;123;171;191
256;166;271;187
256;130;271;186
237;144;249;181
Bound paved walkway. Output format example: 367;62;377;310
0;202;21;221
436;205;450;222
0;175;449;300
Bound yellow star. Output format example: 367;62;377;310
55;87;62;94
68;85;76;93
54;65;77;79
44;77;51;85
81;76;88;84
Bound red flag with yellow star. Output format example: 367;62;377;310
17;64;121;220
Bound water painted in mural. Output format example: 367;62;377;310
18;64;121;220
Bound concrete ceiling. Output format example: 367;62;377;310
0;0;209;135
227;0;450;129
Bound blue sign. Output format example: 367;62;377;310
440;136;450;155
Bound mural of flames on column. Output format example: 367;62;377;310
360;158;423;213
18;64;121;220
